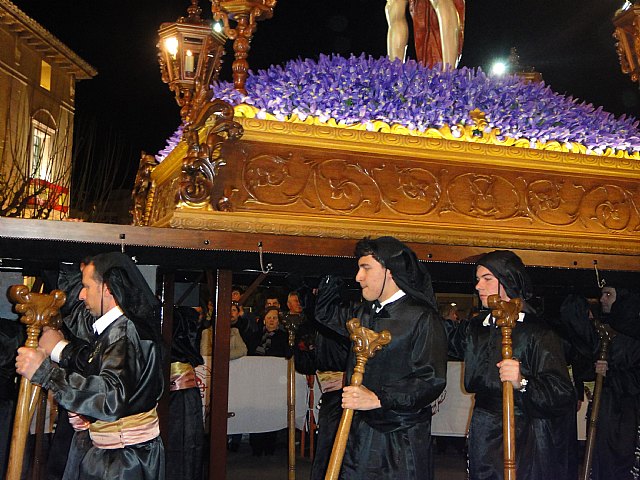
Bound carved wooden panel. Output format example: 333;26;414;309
150;118;640;257
149;177;180;226
218;142;640;236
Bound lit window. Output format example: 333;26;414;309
40;60;51;90
31;120;55;181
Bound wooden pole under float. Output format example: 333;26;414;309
283;313;300;480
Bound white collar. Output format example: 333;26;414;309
482;311;526;327
93;306;124;335
375;289;406;313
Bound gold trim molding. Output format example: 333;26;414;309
168;210;640;256
147;116;640;259
232;117;640;179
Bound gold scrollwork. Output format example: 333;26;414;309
177;99;243;208
244;153;310;205
314;160;381;213
235;147;640;234
242;155;443;215
446;173;523;220
526;180;584;226
582;185;632;231
373;165;441;215
131;153;158;226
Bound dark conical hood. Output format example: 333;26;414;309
476;250;532;300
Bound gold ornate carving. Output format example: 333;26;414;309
150;177;181;226
445;174;523;220
233;117;640;176
131;153;159;226
220;143;640;235
167;210;640;256
177;99;243;208
150;117;640;257
613;5;640;83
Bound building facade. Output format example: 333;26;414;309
0;0;95;219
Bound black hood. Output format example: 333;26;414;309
91;252;161;342
360;236;437;310
476;250;535;314
608;290;640;339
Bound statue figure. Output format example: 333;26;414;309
131;152;158;226
386;0;465;69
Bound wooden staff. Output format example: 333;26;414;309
487;294;522;480
7;285;65;480
283;314;300;480
580;321;614;480
325;318;391;480
287;354;296;480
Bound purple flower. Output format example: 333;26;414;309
156;124;183;162
160;54;640;158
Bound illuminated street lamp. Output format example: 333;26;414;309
152;0;244;216
489;48;542;83
157;0;226;125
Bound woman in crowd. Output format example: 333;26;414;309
245;306;290;455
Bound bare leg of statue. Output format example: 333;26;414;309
429;0;461;68
386;0;409;61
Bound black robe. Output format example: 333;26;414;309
294;322;350;480
560;294;640;480
167;306;205;480
315;277;448;480
44;264;95;480
31;315;165;480
448;313;576;480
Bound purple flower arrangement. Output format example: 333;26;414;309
217;54;640;151
158;53;640;160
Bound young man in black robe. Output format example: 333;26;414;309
448;250;576;480
315;236;447;480
16;252;165;480
561;275;640;480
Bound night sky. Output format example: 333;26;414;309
12;0;639;178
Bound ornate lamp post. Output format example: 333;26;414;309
157;0;226;127
134;0;243;226
211;0;277;94
613;3;640;83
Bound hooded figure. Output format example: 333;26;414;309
597;270;640;339
20;251;166;480
91;252;161;342
354;235;437;310
313;236;447;480
476;250;536;313
588;270;640;480
448;249;576;480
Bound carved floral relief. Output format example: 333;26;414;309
226;144;640;234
